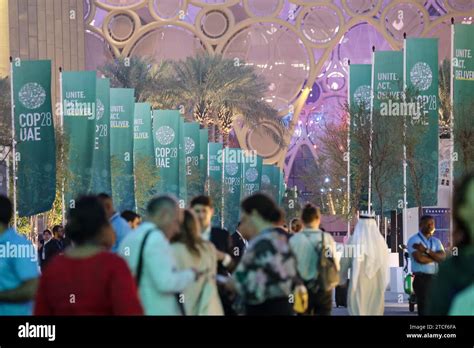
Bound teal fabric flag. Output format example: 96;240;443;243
372;51;404;214
199;128;209;194
178;117;187;207
62;70;96;209
90;77;111;195
208;142;223;228
261;164;280;201
405;38;439;207
12;59;56;216
242;153;262;198
223;148;242;232
152;110;181;198
453;24;474;178
110;88;135;212
184;122;201;201
134;102;155;213
349;64;372;211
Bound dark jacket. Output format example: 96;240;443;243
210;227;237;275
39;239;62;269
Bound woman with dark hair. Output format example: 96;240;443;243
171;209;223;315
34;196;143;315
427;173;474;315
229;193;297;315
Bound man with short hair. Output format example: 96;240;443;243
119;195;199;315
98;193;131;252
39;229;61;270
290;218;303;234
0;195;39;315
121;210;141;230
407;215;446;316
52;224;70;251
289;203;339;315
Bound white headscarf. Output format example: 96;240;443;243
350;217;389;292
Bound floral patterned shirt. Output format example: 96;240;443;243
234;228;297;306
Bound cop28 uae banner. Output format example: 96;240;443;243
405;38;439;207
372;51;404;213
184;122;201;199
242;152;262;198
349;64;371;211
153;110;181;198
208;142;223;228
199;128;209;193
90;77;111;195
62;71;96;208
12;60;56;216
134;102;156;213
223;148;243;232
453;24;474;178
110;88;135;212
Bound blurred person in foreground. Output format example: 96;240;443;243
428;173;474;315
171;209;223;315
34;196;142;315
97;193;131;252
339;214;389;315
225;193;297;315
289;203;340;315
0;195;39;315
119;195;200;315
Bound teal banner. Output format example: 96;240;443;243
223;148;242;232
90;77;111;195
178;117;187;207
12;59;56;216
372;51;404;214
62;70;96;208
110;88;135;212
152;110;180;198
349;64;372;211
242;152;262;198
208;142;223;228
199;128;209;194
134;102;156;213
278;169;285;206
453;24;474;178
261;164;279;201
184;122;201;201
405;38;439;207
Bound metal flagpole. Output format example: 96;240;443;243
9;57;17;229
449;18;455;248
59;67;66;224
347;59;351;236
402;33;408;244
368;46;375;214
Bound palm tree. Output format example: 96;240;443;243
163;53;285;144
100;56;175;109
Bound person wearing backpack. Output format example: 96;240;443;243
289;203;340;316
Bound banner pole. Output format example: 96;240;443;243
9;57;17;229
59;67;66;224
368;47;375;214
347;59;351;236
449;18;454;249
403;33;408;245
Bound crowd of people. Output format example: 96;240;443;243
0;173;473;316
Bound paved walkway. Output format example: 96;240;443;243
332;292;418;316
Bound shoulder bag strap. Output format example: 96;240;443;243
135;228;155;287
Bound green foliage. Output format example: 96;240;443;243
0;76;11;147
134;156;159;215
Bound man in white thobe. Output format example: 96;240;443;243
340;216;389;315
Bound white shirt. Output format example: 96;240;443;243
289;228;340;281
119;222;195;315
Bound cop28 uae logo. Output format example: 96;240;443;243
261;174;271;185
410;62;433;91
245;167;259;183
353;85;371;110
96;99;105;120
18;82;46;109
184;137;195;155
225;162;239;176
155;126;175;145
